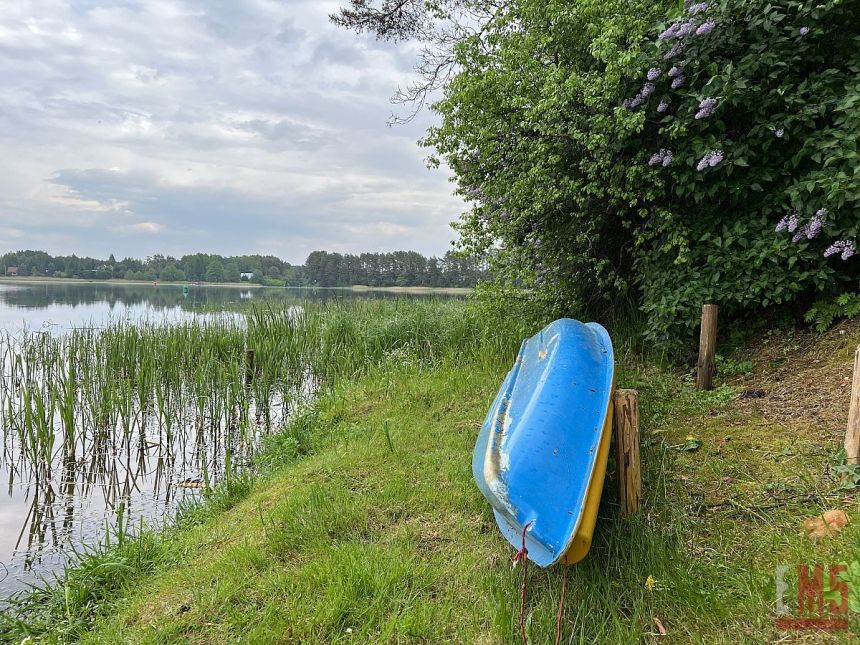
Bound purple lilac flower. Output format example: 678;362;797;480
622;98;633;109
671;74;686;89
792;226;808;243
675;19;696;38
815;207;828;218
775;128;785;138
647;68;661;81
657;97;671;113
697;150;724;171
664;43;685;60
696;18;716;36
775;214;792;232
641;82;656;98
786;213;799;233
630;95;644;108
806;214;824;239
687;2;709;14
695;97;718;119
668;66;683;78
824;240;856;260
799;26;810;36
658;24;679;41
648;149;673;167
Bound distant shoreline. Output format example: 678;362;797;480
0;277;262;288
347;285;472;295
0;277;473;295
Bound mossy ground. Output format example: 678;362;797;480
10;322;860;643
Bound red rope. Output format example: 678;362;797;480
554;566;568;645
512;521;533;644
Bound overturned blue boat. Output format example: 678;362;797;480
472;319;614;567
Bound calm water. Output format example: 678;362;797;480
0;282;444;334
0;282;452;599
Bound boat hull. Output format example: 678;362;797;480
472;319;614;567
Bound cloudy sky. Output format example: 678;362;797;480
0;0;464;264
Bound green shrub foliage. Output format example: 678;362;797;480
632;0;860;342
425;0;859;343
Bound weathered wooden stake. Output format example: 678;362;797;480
244;349;255;385
696;304;719;391
614;389;641;516
845;345;860;465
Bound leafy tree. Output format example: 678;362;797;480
205;260;225;283
159;263;186;282
223;261;241;283
336;0;860;342
420;0;669;311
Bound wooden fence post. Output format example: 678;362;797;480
846;346;860;465
614;389;641;516
696;304;718;391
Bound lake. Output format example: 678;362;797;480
0;281;460;599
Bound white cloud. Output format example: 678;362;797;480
0;0;463;263
114;221;165;234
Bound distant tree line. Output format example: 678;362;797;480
303;251;487;287
0;249;488;288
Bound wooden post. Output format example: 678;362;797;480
846;346;860;465
614;389;641;516
244;349;255;385
696;304;718;391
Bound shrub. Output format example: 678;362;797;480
631;0;860;343
425;0;672;319
424;0;858;344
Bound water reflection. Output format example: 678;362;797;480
0;283;447;599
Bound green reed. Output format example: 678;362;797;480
0;299;528;494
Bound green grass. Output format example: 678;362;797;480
3;310;860;643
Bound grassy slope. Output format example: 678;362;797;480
69;323;860;643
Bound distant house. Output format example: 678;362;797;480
240;272;254;281
5;266;18;277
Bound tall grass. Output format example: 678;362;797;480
0;298;530;610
